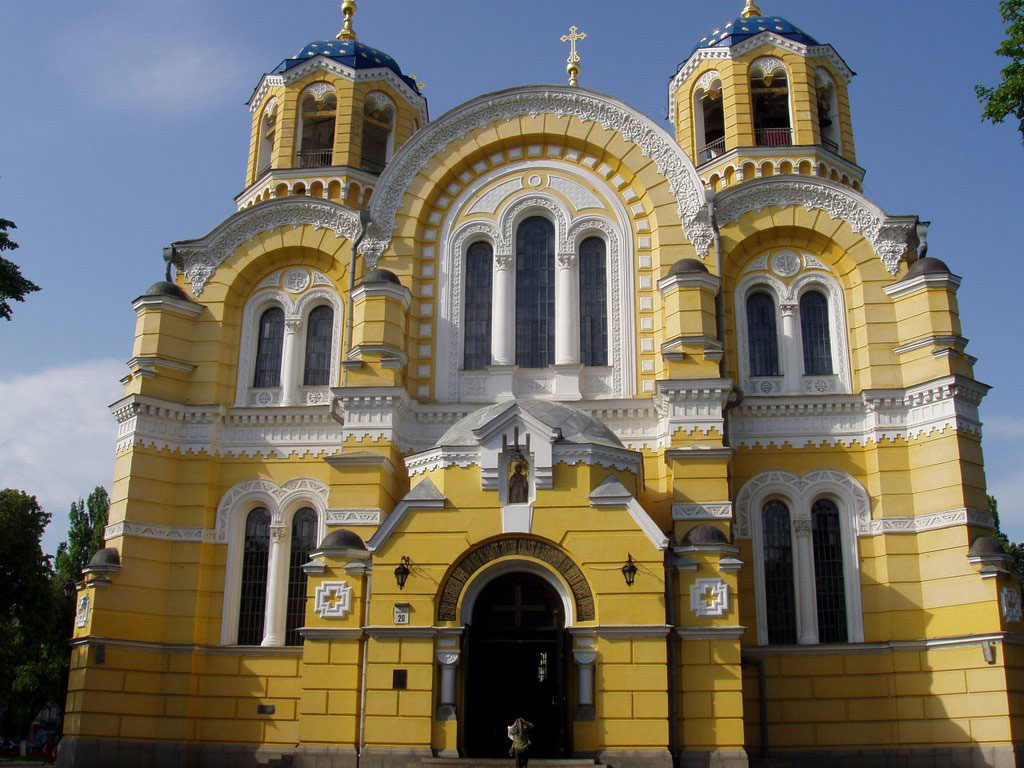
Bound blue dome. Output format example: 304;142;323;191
694;15;819;52
274;39;420;94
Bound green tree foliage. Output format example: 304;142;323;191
976;0;1024;144
0;490;61;739
0;219;40;321
54;487;110;588
989;494;1024;579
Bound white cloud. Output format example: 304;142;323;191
0;358;124;556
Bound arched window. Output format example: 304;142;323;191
746;292;780;377
361;99;394;174
694;79;725;162
800;290;833;375
515;217;555;368
254;308;285;387
751;65;792;147
762;500;797;645
303;305;334;386
257;111;276;175
579;237;608;366
238;508;271;645
285;508;318;646
463;241;493;370
297;89;337;168
812;499;848;643
817;83;840;153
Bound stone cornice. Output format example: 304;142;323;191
883;271;963;299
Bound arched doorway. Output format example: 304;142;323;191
464;571;568;758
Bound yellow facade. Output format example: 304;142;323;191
60;4;1022;768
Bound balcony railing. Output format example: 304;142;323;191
700;137;726;163
822;137;839;153
754;127;793;147
296;148;333;168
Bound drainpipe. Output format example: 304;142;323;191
343;210;372;388
357;564;373;765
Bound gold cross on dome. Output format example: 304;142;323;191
561;25;587;87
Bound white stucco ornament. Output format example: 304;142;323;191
1002;587;1022;623
314;581;353;619
690;578;730;617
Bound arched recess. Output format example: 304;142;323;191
362;85;713;262
436;536;596;624
173;198;361;296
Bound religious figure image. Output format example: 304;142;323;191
508;461;529;504
507;717;534;768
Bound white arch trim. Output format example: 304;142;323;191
364;85;712;260
458;559;577;628
174;198;361;296
715;177;917;274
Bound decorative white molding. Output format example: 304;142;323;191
815;67;836;89
694;70;721;93
104;520;215;543
304;81;336;100
547;174;605;211
715;178;917;274
750;57;786;77
883;271;962;300
314;581;353;619
735;469;871;540
1002;588;1022;623
467;178;524;215
672;502;733;521
364;90;396;113
771;250;800;277
75;595;91;628
365;86;712;260
216;477;329;542
326;509;382;526
690;578;730;617
174;198;361;295
868;508;996;536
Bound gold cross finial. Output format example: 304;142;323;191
741;0;763;18
337;0;357;41
561;25;587;87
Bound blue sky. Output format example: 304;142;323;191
1;0;1022;554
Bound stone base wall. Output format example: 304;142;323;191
749;745;1024;768
676;749;749;768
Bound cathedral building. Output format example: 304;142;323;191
61;2;1023;767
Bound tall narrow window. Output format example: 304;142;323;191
285;508;318;646
762;500;797;645
254;308;285;387
238;508;271;645
812;499;848;643
694;80;725;162
746;292;780;377
579;237;608;366
800;290;833;375
816;79;841;153
751;67;792;147
297;89;336;168
361;100;393;174
515;217;555;368
463;241;493;370
303;305;334;386
258;112;276;175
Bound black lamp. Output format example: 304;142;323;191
394;556;411;590
621;554;637;587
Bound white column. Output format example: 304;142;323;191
793;519;818;645
279;318;303;406
779;303;801;394
491;254;515;366
262;525;289;646
555;253;579;365
435;651;461;720
573;649;597;720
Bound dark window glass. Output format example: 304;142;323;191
303;306;334;386
285;508;319;646
812;499;848;643
800;290;834;376
362;103;392;174
747;292;780;377
751;71;792;146
515;216;555;368
238;508;270;645
254;308;285;388
463;241;493;370
298;93;336;167
579;237;608;367
762;499;797;644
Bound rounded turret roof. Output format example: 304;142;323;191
88;547;121;567
435;400;624;450
694;14;819;53
318;529;367;551
969;536;1006;558
905;256;951;277
144;280;191;301
669;258;710;276
363;268;401;285
274;39;420;94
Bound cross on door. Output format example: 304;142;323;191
492;583;548;628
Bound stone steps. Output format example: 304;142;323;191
423;759;605;768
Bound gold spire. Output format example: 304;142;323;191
337;0;357;41
741;0;763;18
561;25;587;87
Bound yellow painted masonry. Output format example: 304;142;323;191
62;11;1020;768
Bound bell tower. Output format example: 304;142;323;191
670;1;862;193
238;1;428;210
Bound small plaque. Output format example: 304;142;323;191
392;670;407;690
257;704;276;715
394;603;411;625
